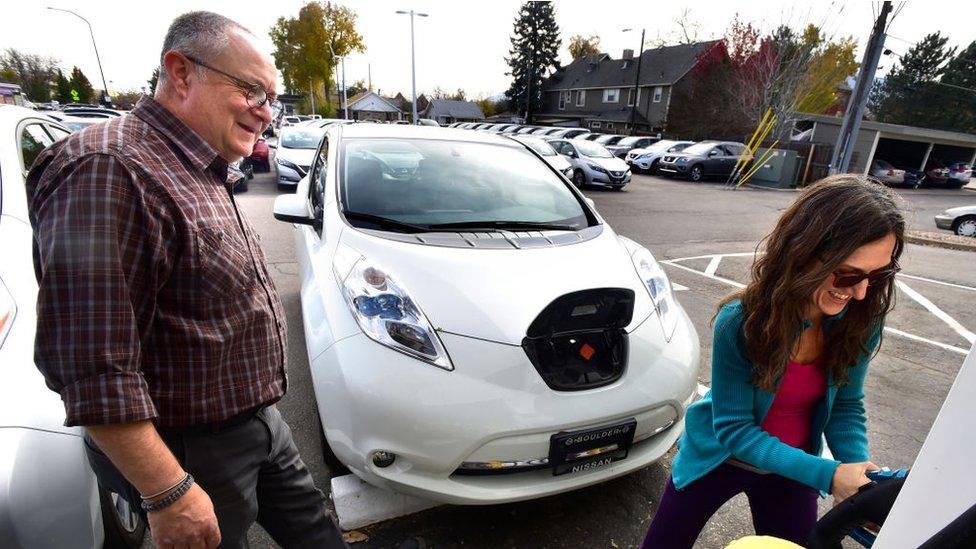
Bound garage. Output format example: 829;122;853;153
872;138;929;171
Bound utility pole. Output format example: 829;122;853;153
624;28;645;136
368;63;372;91
309;78;315;113
47;7;110;105
341;56;348;119
395;9;429;124
829;0;892;174
525;50;534;124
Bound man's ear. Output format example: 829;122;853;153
162;51;195;99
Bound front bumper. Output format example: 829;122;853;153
588;170;632;188
311;307;699;504
657;163;686;176
935;214;954;230
628;158;653;171
275;163;302;186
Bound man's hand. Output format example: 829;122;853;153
831;461;879;504
148;483;221;549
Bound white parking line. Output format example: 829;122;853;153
673;282;689;292
896;281;975;344
662;259;745;289
704;256;722;277
883;327;969;356
898;274;976;293
667;252;758;263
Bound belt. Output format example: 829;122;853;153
157;405;266;436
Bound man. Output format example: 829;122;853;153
28;11;346;548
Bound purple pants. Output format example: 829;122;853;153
640;463;818;548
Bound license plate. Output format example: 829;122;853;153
549;419;636;476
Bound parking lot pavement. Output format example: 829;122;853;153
227;172;973;549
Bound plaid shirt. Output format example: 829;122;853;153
27;97;287;428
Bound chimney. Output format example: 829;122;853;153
622;49;634;60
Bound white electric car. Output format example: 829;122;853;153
273;124;699;505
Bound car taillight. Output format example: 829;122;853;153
0;279;16;349
951;166;965;173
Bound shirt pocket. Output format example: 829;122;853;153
194;226;256;298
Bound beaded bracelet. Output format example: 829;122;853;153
141;472;189;501
141;473;195;513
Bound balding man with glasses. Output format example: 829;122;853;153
27;11;346;548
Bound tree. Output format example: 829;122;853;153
148;68;159;96
479;98;496;118
870;32;957;129
796;34;859;115
270;1;365;116
345;79;368;98
69;66;95;104
935;41;976;133
113;90;143;110
505;1;561;122
568;34;600;60
0;48;59;102
55;69;73;104
451;88;466;101
650;9;702;48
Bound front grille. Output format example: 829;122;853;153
522;288;634;391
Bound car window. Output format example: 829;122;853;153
281;129;326;149
340;139;588;229
309;136;329;234
20;123;55;170
517;138;557;157
668;143;692;153
46;124;71;141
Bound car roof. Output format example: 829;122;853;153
334;122;521;145
0;105;65;127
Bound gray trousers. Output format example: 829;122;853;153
84;406;347;549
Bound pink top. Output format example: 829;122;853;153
760;360;826;451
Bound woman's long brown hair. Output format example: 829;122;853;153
717;174;906;391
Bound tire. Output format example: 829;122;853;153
319;420;351;477
954;216;976;238
234;179;248;193
649;159;660;175
689;165;704;182
99;486;146;548
572;169;586;188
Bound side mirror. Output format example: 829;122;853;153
273;194;315;226
708;150;720;157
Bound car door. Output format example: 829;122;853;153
555;141;580;168
702;146;724;175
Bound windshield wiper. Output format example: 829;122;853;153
343;211;431;233
426;220;580;232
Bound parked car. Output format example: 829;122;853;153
232;157;253;192
547;128;591;140
515;126;542;135
248;137;271;172
870;159;906;186
934;205;976;237
945;162;972;187
508;134;574;178
275;126;326;189
548;138;632;190
280;115;301;128
580;133;603;141
605;136;660;159
271;123;698;504
626;140;695;173
58;116;100;133
657;140;750;182
416;118;440;127
0;105;146;548
593;134;626;147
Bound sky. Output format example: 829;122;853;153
2;1;973;100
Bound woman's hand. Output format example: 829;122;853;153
831;461;879;504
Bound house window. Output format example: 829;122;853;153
602;88;620;103
653;86;663;103
627;88;641;107
590;120;602;129
606;122;615;130
558;91;568;110
576;90;585;106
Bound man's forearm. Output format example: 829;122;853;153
85;420;186;497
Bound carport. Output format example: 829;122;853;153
802;114;976;175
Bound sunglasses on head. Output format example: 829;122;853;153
831;260;900;288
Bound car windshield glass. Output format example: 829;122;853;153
281;129;325;149
574;140;613;158
340;139;588;230
682;142;717;156
594;135;620;145
617;136;643;147
517;138;556;157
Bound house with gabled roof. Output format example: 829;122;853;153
420;99;486;125
538;41;722;134
341;91;403;122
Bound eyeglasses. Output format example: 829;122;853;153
184;54;277;109
831;260;900;288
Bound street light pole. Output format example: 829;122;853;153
48;7;110;105
327;43;348;119
623;28;645;136
396;9;428;124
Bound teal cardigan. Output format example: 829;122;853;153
672;299;881;494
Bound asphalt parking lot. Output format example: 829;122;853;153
231;171;975;549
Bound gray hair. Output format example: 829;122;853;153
158;11;252;85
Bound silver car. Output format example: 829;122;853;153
547;138;632;190
626;140;695;173
508;134;574;178
0;105;146;548
275;126;328;189
935;205;976;237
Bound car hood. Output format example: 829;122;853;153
944;205;976;216
543;154;571;171
336;226;656;345
583;155;630;171
276;147;317;167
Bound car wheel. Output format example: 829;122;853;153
689;165;704;182
99;486;146;548
318;419;351;477
649;159;660;174
572;169;586;188
954;216;976;238
234;178;248;193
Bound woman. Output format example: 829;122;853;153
641;175;905;547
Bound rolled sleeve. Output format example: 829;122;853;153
29;153;171;426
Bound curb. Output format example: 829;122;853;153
905;233;976;253
743;183;801;192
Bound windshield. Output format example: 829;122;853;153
681;142;718;156
574;140;613;158
594;135;621;145
280;129;325;149
617;136;644;147
516;138;556;157
340;139;588;230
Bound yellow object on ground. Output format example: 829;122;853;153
725;535;804;549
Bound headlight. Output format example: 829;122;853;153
630;247;678;341
587;163;607;173
676;157;689;164
337;256;453;370
638;154;653;160
276;157;300;171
